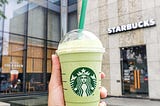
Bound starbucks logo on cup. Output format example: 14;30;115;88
70;67;97;97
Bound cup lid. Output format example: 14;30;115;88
57;29;105;54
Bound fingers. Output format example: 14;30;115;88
100;86;107;99
100;72;107;99
101;72;105;79
48;55;65;106
99;101;106;106
52;54;61;72
49;54;62;89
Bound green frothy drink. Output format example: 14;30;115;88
57;29;105;106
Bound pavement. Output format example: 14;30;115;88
0;95;160;106
104;97;160;106
0;94;48;106
0;102;10;106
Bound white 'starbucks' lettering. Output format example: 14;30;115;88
108;19;156;34
70;67;97;97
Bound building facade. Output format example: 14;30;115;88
78;0;160;99
0;0;77;96
1;0;160;100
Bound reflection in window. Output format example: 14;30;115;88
28;3;47;38
1;33;24;93
0;0;78;95
49;0;60;6
48;10;60;42
26;38;45;92
68;0;77;6
121;45;149;95
4;0;28;34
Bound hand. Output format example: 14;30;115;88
48;55;107;106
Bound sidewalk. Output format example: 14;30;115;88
1;95;160;106
0;102;10;106
0;94;47;106
104;97;160;106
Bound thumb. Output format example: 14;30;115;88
49;54;62;89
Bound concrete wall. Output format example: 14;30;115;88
107;0;160;99
78;0;160;99
78;0;111;95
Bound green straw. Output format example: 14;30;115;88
78;0;88;29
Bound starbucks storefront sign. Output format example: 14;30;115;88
108;19;156;34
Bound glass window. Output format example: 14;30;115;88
26;38;45;92
0;0;78;95
4;0;28;35
121;46;149;96
68;0;77;6
1;33;24;94
68;11;78;31
48;10;60;42
28;0;47;39
49;0;60;6
47;41;57;84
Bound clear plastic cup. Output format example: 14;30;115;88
56;29;105;106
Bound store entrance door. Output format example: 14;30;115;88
120;45;149;97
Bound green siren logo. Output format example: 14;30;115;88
70;67;97;97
